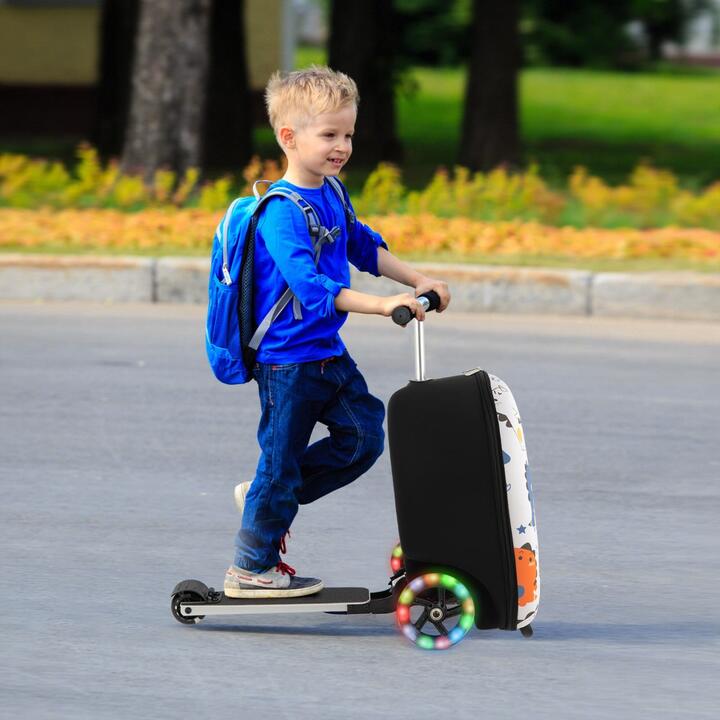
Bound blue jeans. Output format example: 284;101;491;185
234;350;385;572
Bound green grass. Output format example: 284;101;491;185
290;47;720;189
391;66;720;189
4;54;720;193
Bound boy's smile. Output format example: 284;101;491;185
280;106;356;188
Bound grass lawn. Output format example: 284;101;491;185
354;65;720;190
3;56;720;193
270;52;720;190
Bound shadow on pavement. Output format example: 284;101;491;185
193;621;397;638
530;620;717;644
187;619;718;645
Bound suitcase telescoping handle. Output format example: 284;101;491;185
391;290;441;327
392;291;441;382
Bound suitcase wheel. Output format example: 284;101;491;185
395;572;475;650
390;542;404;574
520;624;533;638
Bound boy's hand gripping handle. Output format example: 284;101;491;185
391;290;441;327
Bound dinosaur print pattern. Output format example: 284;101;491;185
489;373;540;628
514;543;538;606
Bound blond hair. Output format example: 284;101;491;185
265;65;359;136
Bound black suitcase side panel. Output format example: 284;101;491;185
388;373;517;630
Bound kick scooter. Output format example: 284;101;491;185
171;291;537;649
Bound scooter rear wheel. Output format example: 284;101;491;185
171;591;206;624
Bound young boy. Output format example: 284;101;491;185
224;66;450;598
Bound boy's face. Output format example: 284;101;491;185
280;106;356;186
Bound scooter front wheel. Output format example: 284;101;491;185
395;572;476;650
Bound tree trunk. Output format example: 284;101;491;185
328;0;401;166
122;0;212;181
95;0;140;158
203;0;253;170
460;0;520;172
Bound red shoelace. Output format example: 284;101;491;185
275;560;296;576
278;530;291;555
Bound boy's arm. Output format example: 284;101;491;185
346;218;451;313
334;287;429;321
377;247;451;313
260;202;348;319
334;247;451;320
342;190;450;314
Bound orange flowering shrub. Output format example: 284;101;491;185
365;214;720;262
1;144;720;233
0;208;217;253
0;145;286;212
356;162;720;230
354;163;565;223
1;208;718;264
567;165;720;230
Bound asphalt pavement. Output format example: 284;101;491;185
1;301;718;719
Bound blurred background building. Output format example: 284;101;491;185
0;0;295;136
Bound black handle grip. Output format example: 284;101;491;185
392;290;441;327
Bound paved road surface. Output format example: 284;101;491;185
1;302;718;719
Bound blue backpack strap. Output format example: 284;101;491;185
325;176;356;227
255;185;322;239
219;196;245;285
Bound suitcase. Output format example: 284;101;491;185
387;316;540;641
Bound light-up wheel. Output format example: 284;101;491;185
390;542;404;573
395;573;476;650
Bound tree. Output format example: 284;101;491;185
634;0;715;61
122;0;212;181
95;0;140;157
394;0;472;66
522;0;714;68
328;0;402;165
460;0;520;172
203;0;253;170
522;0;636;68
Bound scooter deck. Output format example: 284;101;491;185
180;587;371;618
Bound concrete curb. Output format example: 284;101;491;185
0;254;155;303
592;272;720;321
1;253;719;321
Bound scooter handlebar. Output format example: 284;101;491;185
392;290;441;326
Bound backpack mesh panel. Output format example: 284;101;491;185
239;215;257;369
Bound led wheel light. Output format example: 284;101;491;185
395;572;476;650
390;543;404;573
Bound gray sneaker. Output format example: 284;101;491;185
224;562;323;599
234;481;252;516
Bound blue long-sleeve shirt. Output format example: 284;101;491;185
253;178;388;363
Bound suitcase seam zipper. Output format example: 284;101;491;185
477;371;517;631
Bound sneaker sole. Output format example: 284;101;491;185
224;580;324;599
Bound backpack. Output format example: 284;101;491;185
205;176;355;384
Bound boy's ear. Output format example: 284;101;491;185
278;126;295;149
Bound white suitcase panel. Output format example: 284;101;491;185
489;374;540;628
